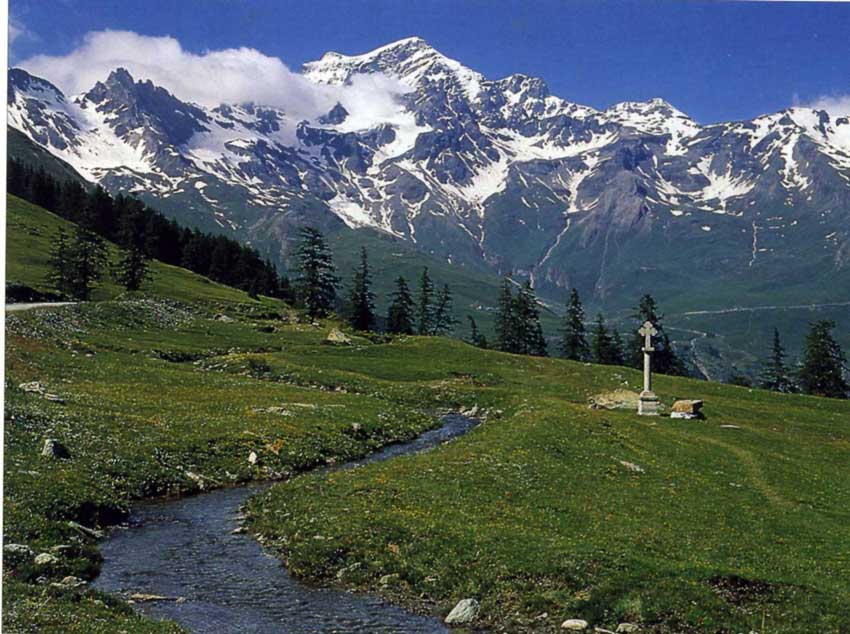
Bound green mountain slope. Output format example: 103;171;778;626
6;194;281;308
7;126;90;187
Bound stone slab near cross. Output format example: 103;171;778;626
638;320;660;416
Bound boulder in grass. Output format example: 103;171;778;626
42;438;71;460
19;381;46;394
34;552;59;566
617;624;640;633
561;620;589;631
670;400;704;419
445;598;480;625
324;328;352;346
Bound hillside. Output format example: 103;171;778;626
4;196;850;633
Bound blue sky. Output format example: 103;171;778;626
9;0;850;122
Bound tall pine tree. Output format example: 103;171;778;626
46;228;74;296
113;244;152;291
69;224;108;300
561;288;589;360
387;276;415;335
495;278;518;353
467;316;488;348
759;328;794;392
417;267;435;335
798;320;848;399
592;313;615;365
432;283;456;335
295;227;339;318
628;293;685;376
514;281;547;356
348;247;376;331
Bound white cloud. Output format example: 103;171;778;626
18;30;411;126
796;93;850;117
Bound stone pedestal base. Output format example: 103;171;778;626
638;391;659;416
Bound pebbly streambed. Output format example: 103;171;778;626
93;414;479;633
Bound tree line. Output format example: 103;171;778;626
294;226;455;335
9;159;286;299
754;323;848;399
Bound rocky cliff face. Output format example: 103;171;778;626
8;37;850;308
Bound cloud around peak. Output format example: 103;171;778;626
795;93;850;117
18;30;411;125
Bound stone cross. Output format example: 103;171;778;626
637;320;660;415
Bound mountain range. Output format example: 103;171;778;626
7;37;850;329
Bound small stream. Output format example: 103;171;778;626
93;414;479;633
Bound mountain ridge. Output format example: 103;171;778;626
7;37;850;313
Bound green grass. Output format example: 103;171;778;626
246;345;850;633
6;194;281;309
5;196;850;633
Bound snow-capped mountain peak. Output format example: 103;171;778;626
8;38;850;302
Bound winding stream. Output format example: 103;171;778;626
93;414;479;633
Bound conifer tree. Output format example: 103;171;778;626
495;278;518;353
628;293;685;375
46;228;74;296
348;247;376;331
514;281;547;356
432;283;456;335
610;329;625;366
295;227;339;318
561;288;589;360
69;224;108;300
759;328;794;392
592;313;616;365
417;267;435;335
113;244;152;291
798;320;848;399
467;316;488;348
387;276;415;335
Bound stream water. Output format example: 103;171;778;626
93;414;479;633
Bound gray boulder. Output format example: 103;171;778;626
445;598;480;625
42;438;70;460
561;619;589;631
324;328;352;345
34;552;59;566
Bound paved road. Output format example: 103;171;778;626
671;301;850;317
5;302;76;313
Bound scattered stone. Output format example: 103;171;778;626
594;629;616;634
379;573;400;587
445;598;480;625
336;561;362;580
562;619;589;631
589;390;640;411
184;471;209;490
248;451;258;465
617;624;639;633
19;381;46;394
67;521;103;539
324;328;352;345
59;576;86;588
721;424;741;429
41;438;71;460
670;400;704;419
214;314;235;323
34;552;59;566
129;593;182;602
4;543;34;566
619;460;645;473
4;543;34;557
43;393;65;404
231;526;247;535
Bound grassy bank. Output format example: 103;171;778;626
246;344;850;633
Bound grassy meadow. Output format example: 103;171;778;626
4;195;850;633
